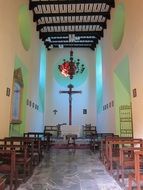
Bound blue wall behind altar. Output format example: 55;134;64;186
44;48;96;127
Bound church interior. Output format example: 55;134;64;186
0;0;143;189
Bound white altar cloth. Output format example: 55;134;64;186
61;125;81;137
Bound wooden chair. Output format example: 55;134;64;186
66;134;77;148
90;134;100;152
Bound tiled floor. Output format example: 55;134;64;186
17;149;125;190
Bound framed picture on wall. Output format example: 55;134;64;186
133;88;137;97
112;100;114;107
6;87;10;96
83;109;87;114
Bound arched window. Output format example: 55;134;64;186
11;68;23;124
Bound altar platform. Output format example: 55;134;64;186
50;137;91;149
44;125;97;149
60;125;82;137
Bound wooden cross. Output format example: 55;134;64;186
53;109;58;115
59;84;81;125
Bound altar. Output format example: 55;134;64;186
60;125;82;137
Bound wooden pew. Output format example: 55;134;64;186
0;176;6;190
103;137;141;172
44;125;60;138
100;135;118;162
24;132;44;139
128;150;143;190
98;133;115;159
24;132;51;151
0;138;33;181
118;146;143;185
102;136;131;166
0;149;17;190
107;138;142;175
83;124;97;137
5;136;42;165
90;133;114;152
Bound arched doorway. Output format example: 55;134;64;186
10;56;28;136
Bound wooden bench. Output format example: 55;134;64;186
24;132;44;138
83;124;97;137
99;134;115;160
44;125;61;138
118;146;143;185
66;134;77;148
24;132;51;151
0;176;6;190
24;132;50;153
101;136;132;164
4;136;42;166
128;150;143;190
102;137;141;173
0;137;34;180
0;149;17;190
107;138;143;175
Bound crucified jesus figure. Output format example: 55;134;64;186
59;84;82;125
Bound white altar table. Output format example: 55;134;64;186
61;125;81;137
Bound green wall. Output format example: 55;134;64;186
114;56;131;135
19;4;32;51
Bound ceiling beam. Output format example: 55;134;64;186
46;44;92;49
90;46;96;51
90;40;97;51
29;0;115;10
33;12;110;22
49;37;98;41
36;22;106;31
40;31;103;40
45;41;95;46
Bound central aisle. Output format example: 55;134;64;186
18;149;123;190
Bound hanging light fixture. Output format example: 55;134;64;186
58;49;85;79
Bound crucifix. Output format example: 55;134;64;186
53;109;58;115
59;84;82;125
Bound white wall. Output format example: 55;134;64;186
0;0;44;137
44;48;96;127
97;0;143;137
